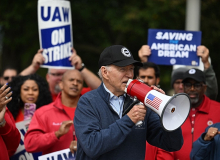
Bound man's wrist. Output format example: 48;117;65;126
55;131;62;139
204;62;210;70
79;63;85;72
0;119;6;127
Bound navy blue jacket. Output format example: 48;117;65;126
74;83;183;160
190;123;220;160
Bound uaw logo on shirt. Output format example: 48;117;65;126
121;47;131;57
207;119;213;126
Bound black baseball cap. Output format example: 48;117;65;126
171;67;188;87
182;68;206;84
98;45;143;68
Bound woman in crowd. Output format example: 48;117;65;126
7;74;52;122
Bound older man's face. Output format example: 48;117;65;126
102;64;134;96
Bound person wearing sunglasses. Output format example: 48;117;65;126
156;68;220;160
0;67;18;87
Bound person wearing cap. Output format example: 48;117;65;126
170;67;189;94
171;66;218;100
170;45;218;100
74;45;183;160
138;44;218;100
157;68;220;160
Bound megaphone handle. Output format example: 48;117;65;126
122;99;140;116
136;120;143;126
135;102;144;126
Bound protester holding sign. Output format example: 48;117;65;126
24;69;81;155
20;48;101;101
7;74;52;122
37;0;74;69
139;44;218;100
31;0;101;100
0;84;20;160
138;44;218;160
147;29;202;66
171;45;218;100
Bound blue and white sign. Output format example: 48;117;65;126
38;148;75;160
147;29;202;66
38;0;74;69
10;121;42;160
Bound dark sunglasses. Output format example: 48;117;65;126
49;73;64;77
183;82;205;90
3;76;15;81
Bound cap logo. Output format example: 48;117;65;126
121;47;131;57
189;69;196;74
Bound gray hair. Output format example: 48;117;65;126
98;65;111;81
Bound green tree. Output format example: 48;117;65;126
0;0;220;100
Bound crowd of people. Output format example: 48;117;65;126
0;43;219;160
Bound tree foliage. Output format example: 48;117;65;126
0;0;220;100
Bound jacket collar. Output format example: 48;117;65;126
97;83;133;111
197;95;210;114
53;92;64;110
97;83;110;103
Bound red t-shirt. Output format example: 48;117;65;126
62;104;77;140
51;87;91;101
15;109;24;123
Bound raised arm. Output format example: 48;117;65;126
19;49;45;76
197;45;218;100
138;45;151;63
0;84;20;157
24;111;73;153
190;125;220;160
69;49;101;89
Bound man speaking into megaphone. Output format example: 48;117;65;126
74;45;184;160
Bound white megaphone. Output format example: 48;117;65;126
124;79;191;131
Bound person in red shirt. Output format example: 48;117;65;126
20;48;101;101
138;45;219;160
0;83;20;160
155;68;220;160
24;69;83;155
7;74;52;122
